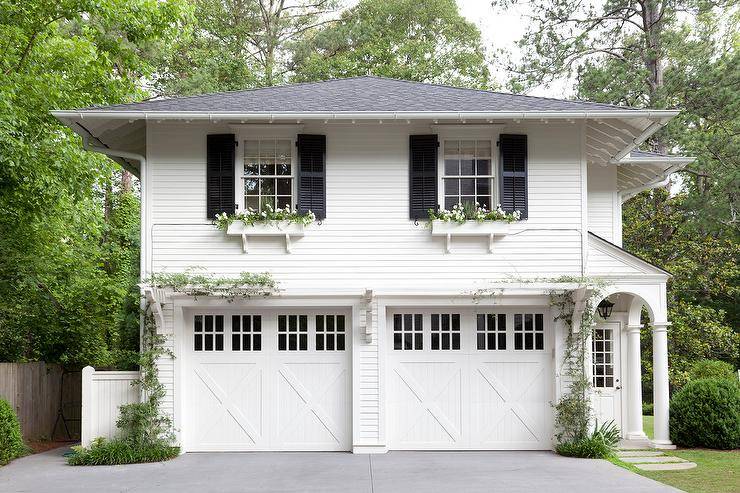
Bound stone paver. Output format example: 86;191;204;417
0;447;681;493
622;456;688;464
617;451;666;457
635;462;698;471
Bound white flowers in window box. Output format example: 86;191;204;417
429;203;520;254
215;205;314;254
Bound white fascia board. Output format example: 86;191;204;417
50;109;681;121
613;156;695;165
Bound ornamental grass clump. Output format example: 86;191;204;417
428;202;521;223
0;398;29;465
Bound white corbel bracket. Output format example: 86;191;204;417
362;289;377;344
143;287;166;333
227;221;305;254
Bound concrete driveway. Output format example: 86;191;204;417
0;447;679;493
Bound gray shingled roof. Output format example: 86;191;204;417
78;76;638;113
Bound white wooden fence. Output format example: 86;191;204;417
81;366;140;447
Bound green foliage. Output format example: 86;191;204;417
669;378;740;449
0;399;28;465
214;205;316;231
642;402;654;416
688;359;736;382
556;421;620;459
146;269;277;301
291;0;492;89
66;438;179;466
0;0;188;368
428;203;521;223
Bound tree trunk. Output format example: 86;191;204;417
642;1;666;153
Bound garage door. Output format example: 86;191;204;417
387;309;552;450
184;310;351;451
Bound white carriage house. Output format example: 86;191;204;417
54;77;693;453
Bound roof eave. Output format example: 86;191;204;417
50;109;681;121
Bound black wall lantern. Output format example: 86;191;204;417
597;298;615;319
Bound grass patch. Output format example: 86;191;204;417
643;415;654;440
67;439;179;466
634;449;740;493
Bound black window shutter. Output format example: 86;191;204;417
409;134;438;219
206;134;236;218
297;134;326;219
499;134;528;219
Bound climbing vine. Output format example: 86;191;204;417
548;278;607;444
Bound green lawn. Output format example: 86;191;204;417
643;414;654;440
621;416;740;493
635;449;740;493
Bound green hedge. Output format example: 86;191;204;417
0;398;28;465
670;378;740;449
67;438;179;466
687;359;736;382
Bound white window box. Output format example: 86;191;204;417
226;221;305;254
430;220;512;253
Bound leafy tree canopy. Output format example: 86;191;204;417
291;0;493;89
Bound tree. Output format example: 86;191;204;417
0;0;188;367
154;0;337;95
291;0;493;89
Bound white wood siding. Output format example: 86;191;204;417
587;163;619;243
147;122;584;292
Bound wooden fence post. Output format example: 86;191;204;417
81;366;94;447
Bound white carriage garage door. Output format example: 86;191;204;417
184;310;351;451
387;309;553;450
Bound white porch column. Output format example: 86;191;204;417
652;322;673;447
625;325;648;441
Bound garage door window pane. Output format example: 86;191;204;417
194;315;223;352
316;315;346;351
431;314;460;350
279;315;307;351
232;315;262;351
514;313;544;350
394;313;423;350
476;313;506;350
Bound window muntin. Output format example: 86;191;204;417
431;313;461;350
243;139;293;212
477;313;506;350
443;139;494;210
514;313;544;350
278;314;307;351
592;327;615;388
232;315;262;351
393;313;423;350
194;315;224;351
316;315;346;351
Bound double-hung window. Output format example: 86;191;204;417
442;139;494;210
243;139;293;211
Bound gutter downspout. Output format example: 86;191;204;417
83;137;148;280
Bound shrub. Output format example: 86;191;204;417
556;420;620;459
670;378;740;449
642;402;654;416
0;398;29;465
687;359;736;382
67;438;179;466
